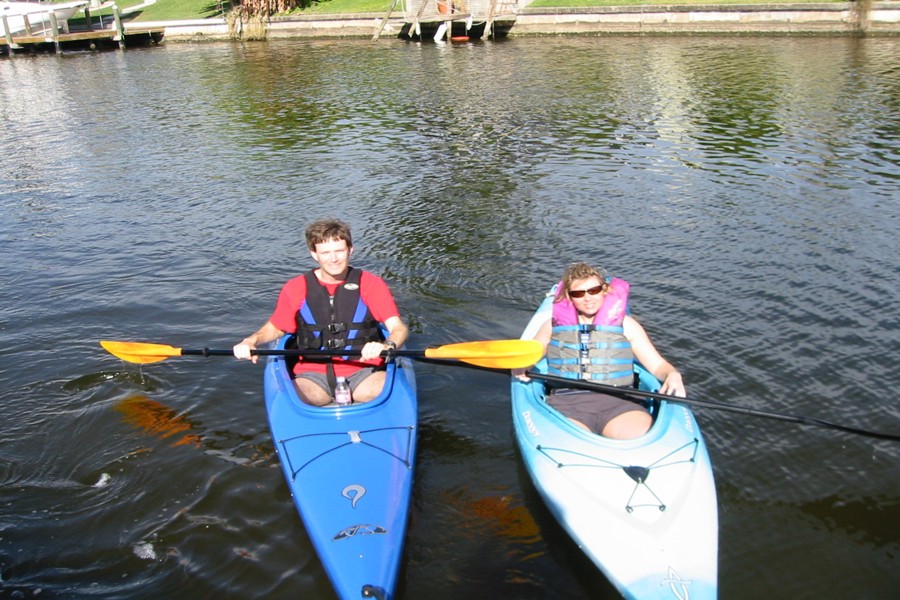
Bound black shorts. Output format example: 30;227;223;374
547;389;648;435
294;367;379;393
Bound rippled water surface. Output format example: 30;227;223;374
1;36;898;599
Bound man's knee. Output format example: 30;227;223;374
294;379;332;406
352;371;386;403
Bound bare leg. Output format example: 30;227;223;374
350;370;387;403
294;378;333;407
569;418;591;432
602;410;652;440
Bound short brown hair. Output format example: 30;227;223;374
305;219;352;251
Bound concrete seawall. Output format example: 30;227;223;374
141;2;900;40
515;2;900;34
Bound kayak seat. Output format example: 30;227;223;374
284;335;300;377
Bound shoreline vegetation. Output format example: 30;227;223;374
113;0;851;21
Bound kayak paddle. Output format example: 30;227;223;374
101;339;544;370
525;371;900;442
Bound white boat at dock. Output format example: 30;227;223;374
0;1;89;36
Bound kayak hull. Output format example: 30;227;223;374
264;336;417;600
511;289;718;599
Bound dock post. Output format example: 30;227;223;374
486;0;497;38
373;0;402;41
113;4;125;49
83;4;94;31
48;11;61;54
2;14;17;53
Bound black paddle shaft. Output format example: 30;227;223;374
185;347;415;359
525;371;900;442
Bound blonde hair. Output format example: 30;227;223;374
555;262;607;302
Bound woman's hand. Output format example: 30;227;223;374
659;370;685;397
512;368;532;381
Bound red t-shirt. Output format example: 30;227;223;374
269;271;400;377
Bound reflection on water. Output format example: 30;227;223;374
461;492;542;547
115;395;203;447
1;35;898;599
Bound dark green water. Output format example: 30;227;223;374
1;35;898;599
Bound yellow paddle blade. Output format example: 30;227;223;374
100;340;183;364
424;339;544;369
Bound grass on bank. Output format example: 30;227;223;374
108;0;846;21
59;0;223;21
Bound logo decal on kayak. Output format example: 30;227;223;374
661;566;692;600
522;410;540;437
333;524;387;541
343;484;366;508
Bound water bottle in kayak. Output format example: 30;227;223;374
334;377;352;406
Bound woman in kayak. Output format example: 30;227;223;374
517;262;684;439
233;219;409;406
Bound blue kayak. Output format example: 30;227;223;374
263;336;417;600
511;288;718;599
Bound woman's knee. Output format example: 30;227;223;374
602;410;652;440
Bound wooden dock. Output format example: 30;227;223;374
374;0;518;41
1;2;164;55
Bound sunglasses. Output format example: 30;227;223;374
568;284;605;299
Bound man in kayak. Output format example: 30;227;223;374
233;219;409;406
516;262;684;439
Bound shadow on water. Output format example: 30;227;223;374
63;369;165;394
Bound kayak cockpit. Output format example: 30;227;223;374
528;359;662;439
274;334;404;412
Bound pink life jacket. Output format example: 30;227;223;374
552;277;630;326
546;277;634;386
